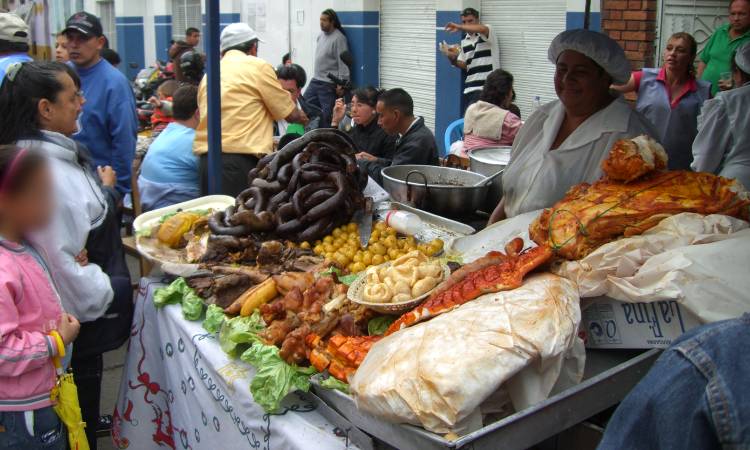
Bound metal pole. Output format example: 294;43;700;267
584;0;592;30
205;0;222;194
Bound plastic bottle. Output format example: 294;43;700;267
532;95;541;112
384;210;422;235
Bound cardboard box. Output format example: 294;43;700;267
580;297;702;349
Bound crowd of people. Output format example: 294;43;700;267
0;1;749;449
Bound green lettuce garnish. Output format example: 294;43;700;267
240;343;317;413
202;304;226;333
319;376;350;394
218;311;265;359
368;315;397;336
153;277;204;321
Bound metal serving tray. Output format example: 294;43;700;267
310;349;661;450
374;201;476;243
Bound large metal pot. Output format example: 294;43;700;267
469;146;511;212
381;165;489;217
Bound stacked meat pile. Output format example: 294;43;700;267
208;129;367;243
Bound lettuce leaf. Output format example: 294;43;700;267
338;273;359;286
153;277;205;321
319;376;349;394
368;315;396;336
240;343;317;413
218;311;265;359
202;304;226;333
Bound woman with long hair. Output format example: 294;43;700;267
454;69;522;156
0;61;132;450
613;32;711;169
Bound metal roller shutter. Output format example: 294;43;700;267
480;0;566;118
380;0;436;130
657;0;728;64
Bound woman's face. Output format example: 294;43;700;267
554;50;611;115
663;37;693;75
39;72;85;136
351;95;376;126
55;35;69;63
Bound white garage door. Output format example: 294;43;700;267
481;0;566;118
380;0;436;130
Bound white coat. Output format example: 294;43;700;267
691;82;750;190
20;131;114;322
502;97;657;218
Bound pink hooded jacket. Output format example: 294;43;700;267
0;239;63;411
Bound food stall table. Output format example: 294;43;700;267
112;277;371;450
310;348;661;450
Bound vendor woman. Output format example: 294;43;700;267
489;29;656;224
330;86;396;159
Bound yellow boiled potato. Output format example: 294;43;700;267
387;248;401;260
332;228;343;238
323;243;335;253
353;252;363;263
375;221;387;231
323;235;334;244
362;252;373;266
300;241;311;250
333;252;350;267
369;230;381;242
383;235;398;249
346;223;358;233
343;246;356;259
351;262;366;273
370;243;387;256
385;227;397;237
372;254;385;265
313;245;324;255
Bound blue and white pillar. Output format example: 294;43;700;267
337;0;380;88
566;0;601;31
115;1;145;79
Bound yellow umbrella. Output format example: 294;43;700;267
51;354;90;450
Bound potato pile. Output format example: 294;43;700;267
362;251;443;303
307;221;444;273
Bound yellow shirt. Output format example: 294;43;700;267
193;50;295;155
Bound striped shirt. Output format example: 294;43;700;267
457;24;500;94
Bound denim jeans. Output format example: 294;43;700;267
304;79;337;127
0;407;67;450
598;313;750;449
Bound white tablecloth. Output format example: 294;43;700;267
112;277;360;450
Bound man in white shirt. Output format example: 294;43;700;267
443;8;500;108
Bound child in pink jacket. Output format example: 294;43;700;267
0;145;80;449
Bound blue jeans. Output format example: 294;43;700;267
0;407;67;450
304;79;337;127
598;313;750;449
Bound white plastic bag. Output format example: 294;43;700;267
556;213;750;323
350;274;581;434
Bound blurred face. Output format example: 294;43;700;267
461;14;478;26
554;50;611;115
55;35;69;63
0;163;53;233
729;0;750;34
38;72;85;137
376;100;399;135
186;31;200;47
65;30;104;68
279;78;301;103
320;14;333;32
663;37;694;75
351;95;376;126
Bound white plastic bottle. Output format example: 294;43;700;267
532;95;541;112
384;210;422;235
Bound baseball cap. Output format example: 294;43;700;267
220;23;264;52
63;11;103;38
0;13;29;44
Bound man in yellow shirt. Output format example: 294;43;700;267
194;23;308;196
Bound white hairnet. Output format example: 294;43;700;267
548;29;631;84
735;42;750;74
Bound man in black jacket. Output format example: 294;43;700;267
358;88;439;185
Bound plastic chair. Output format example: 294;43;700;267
443;118;464;157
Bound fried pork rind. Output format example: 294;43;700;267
601;135;667;183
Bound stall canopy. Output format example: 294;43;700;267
205;0;222;194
